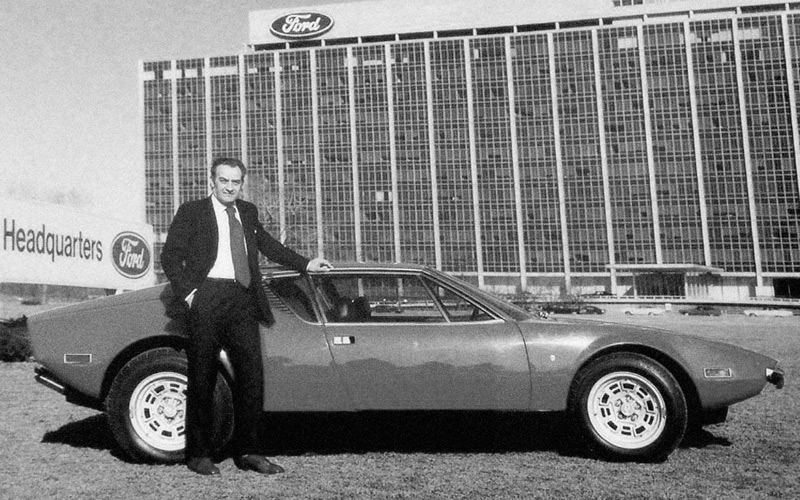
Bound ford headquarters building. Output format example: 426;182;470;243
141;0;800;302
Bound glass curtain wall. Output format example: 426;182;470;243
145;10;800;283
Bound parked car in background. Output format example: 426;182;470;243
540;303;580;314
624;306;666;316
578;305;606;315
680;305;723;317
541;303;605;315
743;307;794;317
27;263;783;464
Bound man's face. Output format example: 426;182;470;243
211;164;244;205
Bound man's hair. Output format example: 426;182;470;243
211;157;247;178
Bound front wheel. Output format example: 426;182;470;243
568;353;687;462
106;347;233;463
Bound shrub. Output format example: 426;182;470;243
0;316;31;362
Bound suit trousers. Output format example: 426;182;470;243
185;279;263;458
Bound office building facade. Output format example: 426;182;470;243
142;0;800;300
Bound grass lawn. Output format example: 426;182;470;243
1;313;797;499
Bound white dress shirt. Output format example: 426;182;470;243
185;196;248;306
207;195;248;280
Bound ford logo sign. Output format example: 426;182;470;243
270;13;334;40
111;232;151;279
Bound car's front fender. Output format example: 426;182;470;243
518;318;781;412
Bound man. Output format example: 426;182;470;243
160;157;332;476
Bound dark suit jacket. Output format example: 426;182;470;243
160;197;310;324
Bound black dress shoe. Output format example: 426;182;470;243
187;457;220;476
234;455;285;475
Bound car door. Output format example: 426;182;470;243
312;272;531;411
259;274;351;411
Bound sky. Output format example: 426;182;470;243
0;0;334;221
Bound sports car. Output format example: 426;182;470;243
27;263;784;464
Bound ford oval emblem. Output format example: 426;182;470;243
111;232;151;279
270;13;334;40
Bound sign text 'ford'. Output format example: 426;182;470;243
270;13;334;40
111;232;151;279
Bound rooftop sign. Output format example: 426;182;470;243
248;0;621;46
269;13;334;40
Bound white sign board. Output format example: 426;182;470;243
248;0;613;46
1;199;156;290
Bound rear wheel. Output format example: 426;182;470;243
106;347;233;463
568;353;687;462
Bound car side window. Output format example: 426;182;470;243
312;274;448;323
421;278;495;322
265;276;318;323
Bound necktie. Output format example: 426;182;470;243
225;205;251;288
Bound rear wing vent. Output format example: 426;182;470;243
262;282;318;323
263;286;292;314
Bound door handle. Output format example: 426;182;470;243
333;336;355;345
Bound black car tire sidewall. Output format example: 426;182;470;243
568;353;688;462
106;347;234;464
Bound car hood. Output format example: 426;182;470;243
520;318;778;382
520;315;774;362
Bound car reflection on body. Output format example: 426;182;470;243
624;306;666;316
680;305;723;316
27;263;783;464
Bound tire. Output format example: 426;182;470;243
568;353;687;462
106;347;234;463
